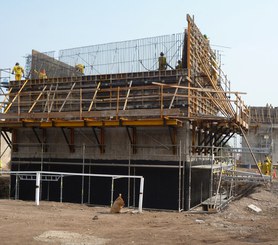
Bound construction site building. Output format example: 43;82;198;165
242;105;278;167
0;15;250;211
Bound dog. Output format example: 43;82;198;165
110;193;125;213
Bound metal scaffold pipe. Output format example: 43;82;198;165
138;177;144;213
35;172;41;206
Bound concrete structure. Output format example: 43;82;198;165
0;15;249;211
242;105;278;166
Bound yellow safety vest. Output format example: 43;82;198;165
12;65;24;75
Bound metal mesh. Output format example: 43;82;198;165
59;33;184;75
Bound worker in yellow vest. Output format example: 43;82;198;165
34;69;47;79
257;161;262;173
158;52;167;70
75;64;85;74
39;69;47;79
175;60;182;70
265;155;272;175
261;161;267;175
12;62;25;81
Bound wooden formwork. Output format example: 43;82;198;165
0;15;249;157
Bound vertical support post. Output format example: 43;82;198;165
213;167;223;209
160;86;164;118
133;169;136;207
80;86;82;119
182;160;185;211
15;174;18;200
188;158;192;210
209;150;215;204
60;175;63;203
116;87;120;120
138;177;144;213
41;142;44;171
187;15;192;118
178;141;182;212
127;144;131;207
35;172;41;206
197;127;202;155
9;173;11;200
88;165;91;204
81;143;85;204
187;14;191;78
191;122;196;154
110;177;114;207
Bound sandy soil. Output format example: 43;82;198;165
0;182;277;245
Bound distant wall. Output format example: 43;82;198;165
242;124;277;166
242;106;278;166
28;50;82;79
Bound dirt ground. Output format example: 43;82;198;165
0;181;277;245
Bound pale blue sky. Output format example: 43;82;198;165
1;0;277;106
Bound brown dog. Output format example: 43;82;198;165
110;194;125;213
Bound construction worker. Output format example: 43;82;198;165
175;60;182;70
34;69;47;79
12;62;24;81
75;64;85;74
158;52;167;70
265;155;272;175
273;166;277;178
261;160;267;175
39;69;47;79
257;160;262;173
265;155;272;164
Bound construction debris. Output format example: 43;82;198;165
247;204;262;213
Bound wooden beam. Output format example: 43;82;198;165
58;82;76;112
4;79;29;114
28;85;47;113
88;81;101;112
123;80;132;110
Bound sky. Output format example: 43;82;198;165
0;0;277;107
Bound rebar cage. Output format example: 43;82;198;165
58;33;185;75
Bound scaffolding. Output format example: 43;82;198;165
0;68;11;106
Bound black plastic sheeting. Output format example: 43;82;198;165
10;159;210;211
